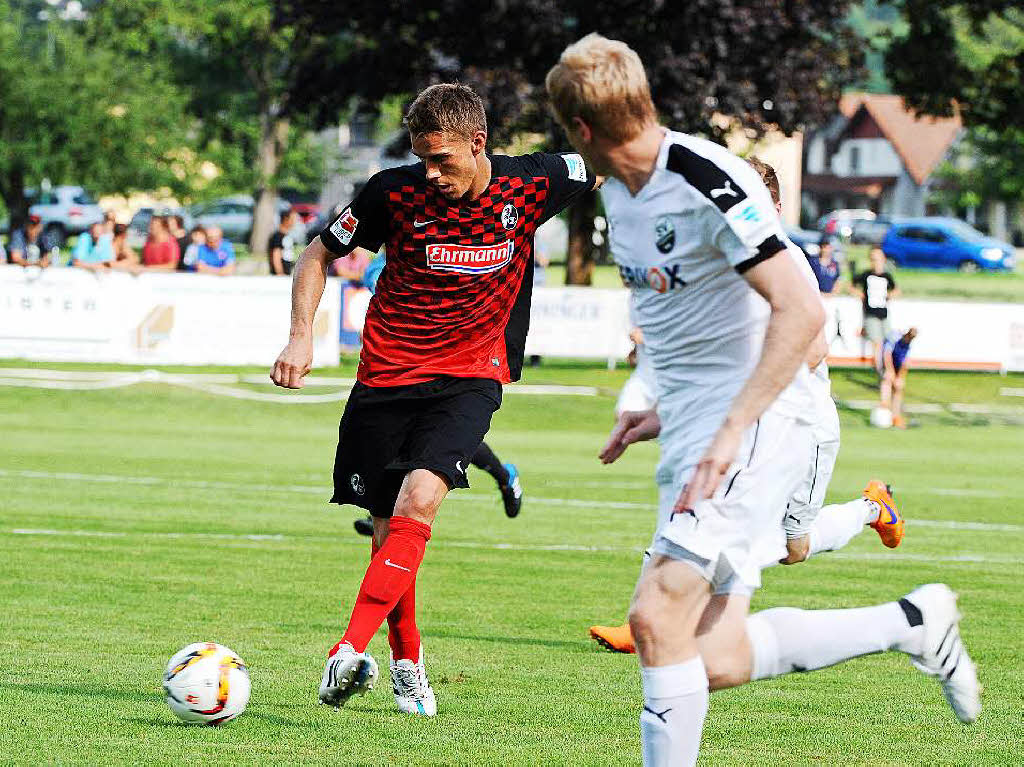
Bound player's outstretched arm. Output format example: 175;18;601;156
678;252;824;509
600;409;661;464
270;236;333;389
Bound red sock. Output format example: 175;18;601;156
387;576;421;661
339;517;431;653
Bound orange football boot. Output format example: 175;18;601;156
864;480;904;548
589;623;636;654
892;414;907;429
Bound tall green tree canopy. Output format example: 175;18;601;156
0;0;188;227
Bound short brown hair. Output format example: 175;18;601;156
405;84;487;140
747;156;780;207
546;33;657;142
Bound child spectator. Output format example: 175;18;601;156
852;246;899;363
180;226;206;272
141;215;181;270
196;226;235;275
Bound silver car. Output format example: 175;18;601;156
28;185;105;246
191;195;302;243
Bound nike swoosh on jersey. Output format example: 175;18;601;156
384;558;412;572
413;219;437;228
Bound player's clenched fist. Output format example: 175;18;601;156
271;336;313;389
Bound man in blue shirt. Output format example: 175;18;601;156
8;214;59;267
879;327;917;429
196;226;236;275
809;239;841;295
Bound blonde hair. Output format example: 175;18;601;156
405;83;487;140
545;33;657;142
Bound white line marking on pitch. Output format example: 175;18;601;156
1;468;1021;532
4;528;1022;564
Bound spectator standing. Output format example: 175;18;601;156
141;215;180;271
809;239;842;295
169;215;191;271
879;327;917;429
180;226;206;272
267;208;300;275
852;246;899;363
72;221;114;271
196;226;235;275
8;213;58;267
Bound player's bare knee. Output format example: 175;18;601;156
394;487;439;523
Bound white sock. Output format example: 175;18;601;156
746;601;922;681
806;498;878;558
639;656;709;767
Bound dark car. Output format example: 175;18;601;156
882;217;1016;272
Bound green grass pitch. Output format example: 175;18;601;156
1;362;1022;765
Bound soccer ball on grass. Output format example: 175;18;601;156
163;642;250;725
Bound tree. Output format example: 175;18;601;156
885;2;1024;219
0;0;189;229
284;0;865;283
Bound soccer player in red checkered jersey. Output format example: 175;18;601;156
270;83;596;716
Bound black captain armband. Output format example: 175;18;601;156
735;235;786;274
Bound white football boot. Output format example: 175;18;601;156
318;642;379;708
901;583;981;723
390;646;437;716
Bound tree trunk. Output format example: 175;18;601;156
250;112;289;261
565;189;596;285
0;166;29;233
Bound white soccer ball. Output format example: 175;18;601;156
870;407;893;429
163;642;250;725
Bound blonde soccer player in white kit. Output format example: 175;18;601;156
590;158;905;655
546;34;980;766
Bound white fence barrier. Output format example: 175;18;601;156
0;265;341;366
3;265;1022;371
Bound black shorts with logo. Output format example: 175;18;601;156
331;376;502;517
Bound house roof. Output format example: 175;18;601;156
838;93;962;185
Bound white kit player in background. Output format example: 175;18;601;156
546;34;980;767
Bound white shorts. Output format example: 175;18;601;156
651;405;815;594
784;394;841;537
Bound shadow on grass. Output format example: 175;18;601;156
0;681;155;704
425;629;589;652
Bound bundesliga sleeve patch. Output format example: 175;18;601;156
329;208;358;245
562;153;588;183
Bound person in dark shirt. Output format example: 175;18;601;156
270;82;595;716
8;214;58;267
267;208;300;275
169;215;192;272
879;327;917;429
852;247;899;363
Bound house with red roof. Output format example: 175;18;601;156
802;93;963;223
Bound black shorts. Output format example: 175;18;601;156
331;376;502;517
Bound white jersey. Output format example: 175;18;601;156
602;130;818;434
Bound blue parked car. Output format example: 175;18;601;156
882;217;1017;272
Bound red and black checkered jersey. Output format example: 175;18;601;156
319;152;595;386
